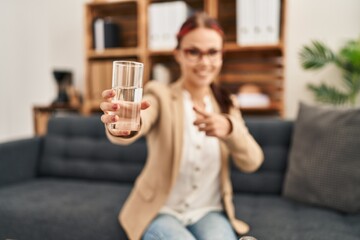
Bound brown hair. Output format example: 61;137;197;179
176;12;233;114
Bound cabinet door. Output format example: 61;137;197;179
88;60;113;102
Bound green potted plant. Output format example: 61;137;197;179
299;38;360;106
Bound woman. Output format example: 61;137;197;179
100;12;263;240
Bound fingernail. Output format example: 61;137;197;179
112;104;118;110
112;116;117;122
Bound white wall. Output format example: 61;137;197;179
0;0;359;142
285;0;360;118
47;0;86;92
0;0;86;142
0;0;51;142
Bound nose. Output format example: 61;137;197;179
198;53;211;64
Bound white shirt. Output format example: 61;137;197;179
159;90;223;225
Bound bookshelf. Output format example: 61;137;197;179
83;0;287;116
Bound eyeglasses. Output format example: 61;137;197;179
181;48;223;63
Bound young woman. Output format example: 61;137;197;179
100;12;263;240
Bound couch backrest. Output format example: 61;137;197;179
39;115;147;183
39;115;293;194
231;118;293;195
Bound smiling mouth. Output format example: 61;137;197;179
195;70;211;78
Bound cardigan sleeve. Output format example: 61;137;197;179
221;106;264;173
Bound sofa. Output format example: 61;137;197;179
0;115;359;240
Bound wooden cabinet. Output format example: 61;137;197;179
83;0;287;116
33;105;80;135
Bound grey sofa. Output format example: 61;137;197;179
0;115;359;240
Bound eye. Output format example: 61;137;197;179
186;48;201;56
208;49;220;56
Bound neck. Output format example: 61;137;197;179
182;79;210;105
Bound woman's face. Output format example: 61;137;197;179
175;27;223;88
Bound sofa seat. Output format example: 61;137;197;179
234;194;360;240
0;178;130;240
1;179;359;240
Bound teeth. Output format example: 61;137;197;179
197;74;208;78
196;71;208;76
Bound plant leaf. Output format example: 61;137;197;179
307;83;350;105
339;39;360;73
300;41;336;69
343;72;360;93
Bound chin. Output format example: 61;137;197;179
193;75;214;87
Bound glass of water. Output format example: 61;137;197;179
107;61;144;134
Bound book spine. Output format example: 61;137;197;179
94;18;105;51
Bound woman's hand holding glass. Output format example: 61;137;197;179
193;106;232;138
100;89;150;137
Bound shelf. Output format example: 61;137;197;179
33;104;80;112
149;49;174;57
87;0;137;6
87;48;139;59
33;105;81;135
239;103;282;115
221;74;283;84
240;105;279;112
84;0;287;117
83;100;103;114
224;42;283;52
148;43;282;57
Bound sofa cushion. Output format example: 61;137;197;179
39;115;147;183
0;179;130;240
231;118;293;194
234;194;360;240
283;103;360;213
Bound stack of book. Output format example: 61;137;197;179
152;64;171;84
236;84;271;108
237;93;270;108
148;1;193;50
236;0;281;45
93;18;120;51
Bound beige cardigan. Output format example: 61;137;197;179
106;80;264;240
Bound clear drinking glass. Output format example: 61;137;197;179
107;61;144;133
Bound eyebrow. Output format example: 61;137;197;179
183;46;221;50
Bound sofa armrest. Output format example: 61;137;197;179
0;137;43;187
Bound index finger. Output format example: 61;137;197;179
102;89;115;100
193;106;210;118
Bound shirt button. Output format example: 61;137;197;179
184;202;189;208
195;166;200;172
192;185;198;190
196;144;201;150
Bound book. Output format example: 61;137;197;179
104;19;120;48
93;18;120;51
148;4;160;50
236;0;281;45
148;1;192;50
266;0;281;44
236;0;256;45
152;64;171;84
94;18;105;51
237;93;270;107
